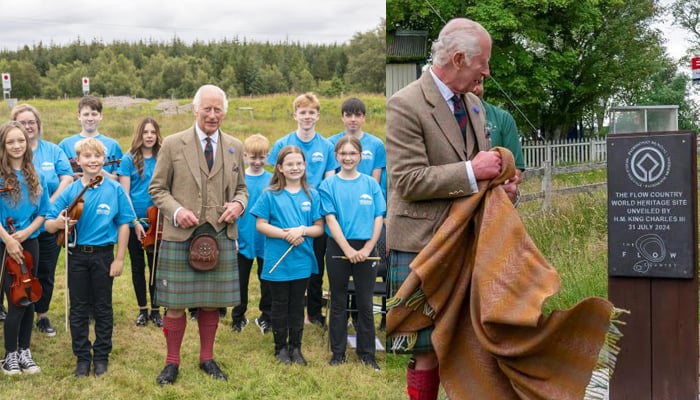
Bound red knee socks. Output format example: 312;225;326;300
197;309;219;363
406;361;440;400
163;313;186;365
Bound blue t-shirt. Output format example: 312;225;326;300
33;139;73;197
250;187;321;282
47;178;135;246
117;153;155;219
0;174;50;242
59;133;124;174
319;174;385;240
327;131;387;178
267;132;337;189
237;170;272;260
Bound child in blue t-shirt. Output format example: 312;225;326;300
0;121;51;376
231;134;273;334
118;117;163;328
319;135;385;371
267;92;337;327
251;145;323;366
45;138;135;378
58;96;123;180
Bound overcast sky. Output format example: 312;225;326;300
0;0;385;50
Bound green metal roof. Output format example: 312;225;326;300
387;30;428;63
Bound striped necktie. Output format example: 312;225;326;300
204;137;213;171
452;94;467;140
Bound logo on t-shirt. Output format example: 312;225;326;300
359;194;373;206
301;201;311;212
361;150;373;161
311;152;324;163
96;204;111;215
41;161;55;171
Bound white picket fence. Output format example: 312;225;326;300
521;138;607;169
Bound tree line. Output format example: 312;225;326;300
0;20;386;100
387;1;700;140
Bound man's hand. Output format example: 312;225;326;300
471;150;502;181
176;208;199;229
218;201;243;225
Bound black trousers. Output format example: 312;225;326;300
67;246;114;363
1;238;39;353
34;231;61;314
126;228;157;309
325;237;377;357
267;278;308;334
306;233;327;321
232;254;270;323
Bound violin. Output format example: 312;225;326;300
0;185;13;193
55;175;104;246
4;218;42;307
142;206;163;252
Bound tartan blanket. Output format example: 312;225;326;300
387;147;626;400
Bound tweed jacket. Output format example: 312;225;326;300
386;71;490;253
149;125;248;241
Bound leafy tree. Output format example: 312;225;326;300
0;59;42;99
345;19;386;93
91;48;144;97
388;0;670;139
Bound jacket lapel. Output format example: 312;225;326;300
420;73;467;161
182;127;202;190
465;95;489;152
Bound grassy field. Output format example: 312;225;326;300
0;94;387;150
0;94;398;399
0;96;613;398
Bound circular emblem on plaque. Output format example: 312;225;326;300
625;140;671;188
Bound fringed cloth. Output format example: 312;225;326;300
387;147;627;400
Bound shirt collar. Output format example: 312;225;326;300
429;67;457;104
195;124;219;145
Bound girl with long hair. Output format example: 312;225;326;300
118;117;164;327
0;121;50;375
250;145;324;366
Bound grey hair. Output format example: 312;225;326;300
193;84;229;113
431;18;491;67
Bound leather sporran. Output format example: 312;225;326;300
189;233;219;271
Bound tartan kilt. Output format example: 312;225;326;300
388;250;434;353
154;236;240;309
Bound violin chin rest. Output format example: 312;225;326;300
17;298;32;307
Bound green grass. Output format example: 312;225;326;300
0;251;400;399
0;94;386;152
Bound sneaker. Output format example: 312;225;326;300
328;353;346;366
2;351;21;376
135;312;148;327
0;305;6;321
254;317;270;335
149;310;163;327
190;310;198;321
36;317;57;337
219;308;227;318
231;318;248;332
18;348;40;374
361;356;381;371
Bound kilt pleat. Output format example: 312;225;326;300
388;250;434;353
154;236;240;309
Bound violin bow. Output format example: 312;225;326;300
64;210;70;332
268;243;294;274
149;209;161;287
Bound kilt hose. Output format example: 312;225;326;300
387;250;433;353
154;234;240;309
